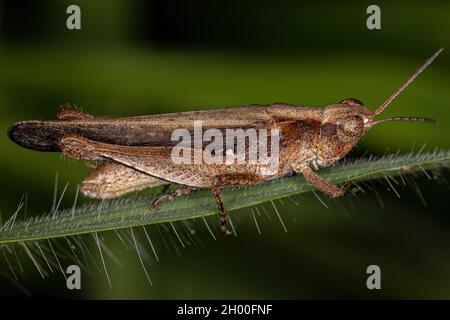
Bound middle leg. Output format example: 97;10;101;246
150;185;197;209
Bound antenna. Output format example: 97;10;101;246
374;48;444;116
372;116;437;126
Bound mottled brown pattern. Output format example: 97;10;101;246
81;162;168;199
57;104;94;121
212;187;232;235
4;102;387;234
8;49;441;234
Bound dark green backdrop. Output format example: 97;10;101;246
0;0;449;299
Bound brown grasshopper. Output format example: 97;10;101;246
8;49;442;234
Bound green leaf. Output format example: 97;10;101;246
1;150;449;245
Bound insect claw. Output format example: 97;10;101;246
340;183;354;196
220;224;233;236
332;187;346;198
350;187;361;196
219;216;232;234
150;198;162;210
150;194;169;210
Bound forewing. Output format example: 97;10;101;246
8;105;277;151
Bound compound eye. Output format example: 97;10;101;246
336;115;364;144
340;98;364;107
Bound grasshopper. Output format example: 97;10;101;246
8;49;442;234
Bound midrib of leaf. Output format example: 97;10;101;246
1;150;449;245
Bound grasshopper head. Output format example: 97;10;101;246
317;99;374;167
323;96;436;137
316;48;442;167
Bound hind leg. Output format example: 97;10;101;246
57;104;94;121
212;187;233;235
81;162;168;199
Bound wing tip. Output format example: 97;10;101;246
7;120;61;152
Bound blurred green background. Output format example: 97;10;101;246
1;0;450;299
